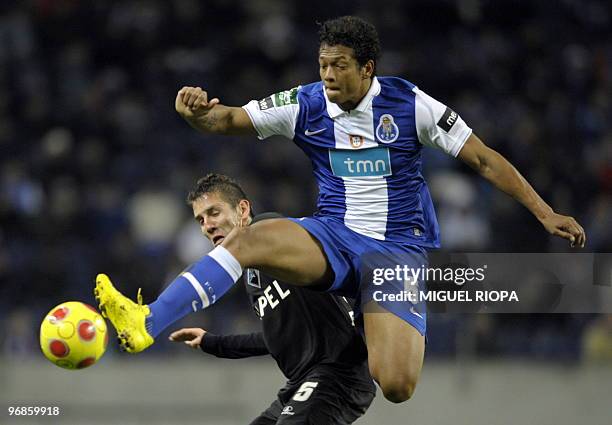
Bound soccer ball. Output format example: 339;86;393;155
40;301;108;370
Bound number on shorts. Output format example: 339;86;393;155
292;381;318;401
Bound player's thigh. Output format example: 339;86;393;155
223;218;332;286
363;304;425;397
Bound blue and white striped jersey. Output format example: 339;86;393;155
243;76;472;248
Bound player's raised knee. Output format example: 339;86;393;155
222;218;282;255
222;224;255;251
369;362;418;403
220;225;269;268
378;374;417;403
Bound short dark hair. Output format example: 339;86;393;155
318;16;381;71
187;173;253;217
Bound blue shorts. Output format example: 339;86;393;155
289;216;427;336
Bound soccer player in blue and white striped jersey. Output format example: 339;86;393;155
95;16;586;404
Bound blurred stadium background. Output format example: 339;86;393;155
0;0;610;424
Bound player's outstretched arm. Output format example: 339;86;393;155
175;86;256;136
458;133;586;247
170;328;269;358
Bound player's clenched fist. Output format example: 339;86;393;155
175;86;219;119
540;212;586;248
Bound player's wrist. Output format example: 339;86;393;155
199;332;217;350
535;209;554;222
531;202;554;222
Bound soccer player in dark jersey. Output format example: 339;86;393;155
95;16;586;403
168;174;375;424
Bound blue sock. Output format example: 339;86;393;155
146;246;242;338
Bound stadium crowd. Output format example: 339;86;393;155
1;0;610;361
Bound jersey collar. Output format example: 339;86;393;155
324;76;381;118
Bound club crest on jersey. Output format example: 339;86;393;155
375;114;399;143
246;268;261;288
349;134;364;148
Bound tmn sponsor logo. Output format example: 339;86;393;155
329;146;392;177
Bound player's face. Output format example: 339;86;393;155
191;192;250;247
318;43;373;110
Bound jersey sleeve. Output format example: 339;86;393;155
413;87;472;157
200;332;269;359
242;87;300;140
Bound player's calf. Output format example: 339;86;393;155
364;308;425;403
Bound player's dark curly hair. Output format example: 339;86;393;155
187;173;254;217
318;16;381;73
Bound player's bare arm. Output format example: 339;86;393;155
169;327;206;349
458;133;586;247
175;86;255;135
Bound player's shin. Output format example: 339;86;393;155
146;246;242;337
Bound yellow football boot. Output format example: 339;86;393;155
94;273;154;353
